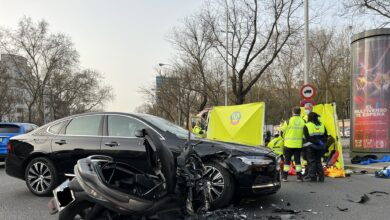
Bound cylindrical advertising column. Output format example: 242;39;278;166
351;29;390;157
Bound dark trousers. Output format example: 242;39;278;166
307;147;324;179
283;147;302;173
302;147;308;161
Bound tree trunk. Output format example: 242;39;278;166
235;92;245;104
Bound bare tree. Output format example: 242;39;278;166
344;0;390;26
0;66;17;121
0;17;114;124
309;28;351;120
47;69;113;120
169;13;216;111
204;0;302;104
0;17;79;124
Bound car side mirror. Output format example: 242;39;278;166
135;129;145;138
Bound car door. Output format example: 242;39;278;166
51;115;103;174
101;115;152;173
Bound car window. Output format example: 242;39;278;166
48;121;67;134
65;115;102;136
108;115;146;137
0;124;20;133
25;125;34;133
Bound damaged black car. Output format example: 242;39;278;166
6;112;281;208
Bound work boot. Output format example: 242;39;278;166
282;172;288;182
303;175;311;181
296;172;303;182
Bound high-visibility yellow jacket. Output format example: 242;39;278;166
281;115;305;148
193;125;204;138
267;136;284;156
306;122;325;137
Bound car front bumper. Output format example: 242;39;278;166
225;156;281;196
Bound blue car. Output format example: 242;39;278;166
0;123;38;161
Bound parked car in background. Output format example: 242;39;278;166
0;123;38;161
5;112;280;208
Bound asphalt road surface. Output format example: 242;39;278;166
1;162;389;220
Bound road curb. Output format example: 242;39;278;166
344;164;389;174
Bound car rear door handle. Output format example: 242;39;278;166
105;141;120;147
55;140;67;145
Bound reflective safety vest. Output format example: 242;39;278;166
282;116;305;148
193;125;204;138
267;136;284;156
306;122;325;137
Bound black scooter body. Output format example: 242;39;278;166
56;128;206;219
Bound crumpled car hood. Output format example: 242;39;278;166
193;139;274;157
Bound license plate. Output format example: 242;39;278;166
51;179;75;213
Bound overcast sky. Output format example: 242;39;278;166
0;0;204;112
0;0;380;113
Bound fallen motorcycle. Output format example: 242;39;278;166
48;128;221;219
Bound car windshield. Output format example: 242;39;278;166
141;114;197;139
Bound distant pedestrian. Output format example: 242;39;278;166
281;107;305;182
303;112;328;182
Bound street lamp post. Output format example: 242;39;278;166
304;0;309;85
158;63;181;126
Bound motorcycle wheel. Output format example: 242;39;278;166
59;201;97;220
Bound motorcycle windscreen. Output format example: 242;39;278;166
142;128;177;194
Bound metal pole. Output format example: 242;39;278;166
304;0;309;85
225;1;229;106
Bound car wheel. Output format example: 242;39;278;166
204;162;235;209
25;157;58;196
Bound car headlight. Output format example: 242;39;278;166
237;156;273;165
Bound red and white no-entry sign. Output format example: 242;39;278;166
300;84;316;99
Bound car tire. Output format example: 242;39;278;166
204;162;235;209
25;157;58;196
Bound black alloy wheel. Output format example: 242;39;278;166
203;162;235;209
25;157;58;196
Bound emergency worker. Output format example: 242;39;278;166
281;107;305;182
267;134;284;157
303;112;328;182
302;102;313;176
192;121;205;138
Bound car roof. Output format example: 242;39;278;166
44;112;160;130
53;112;153;119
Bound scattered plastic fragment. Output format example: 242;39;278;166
347;194;370;204
337;206;348;212
369;191;389;195
273;208;300;214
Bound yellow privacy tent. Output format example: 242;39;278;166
302;103;345;177
206;102;265;146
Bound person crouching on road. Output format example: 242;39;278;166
281;107;305;182
303;112;328;182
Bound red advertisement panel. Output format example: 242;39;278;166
351;34;390;151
